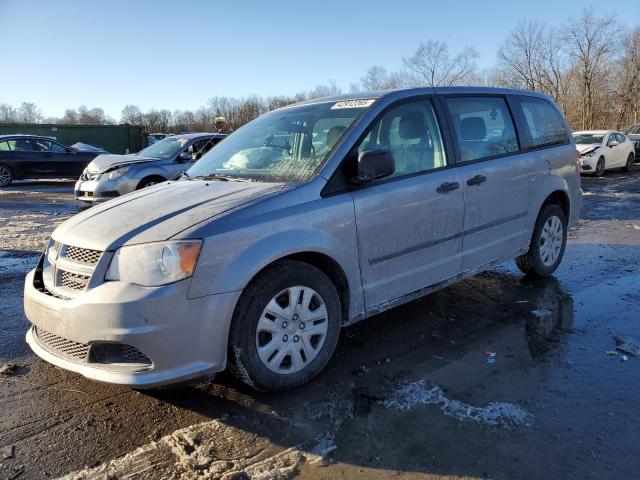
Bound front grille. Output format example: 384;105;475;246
42;242;103;299
66;245;101;265
35;327;89;361
60;271;90;290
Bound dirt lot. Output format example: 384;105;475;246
1;170;640;480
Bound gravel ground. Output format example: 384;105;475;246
1;169;640;480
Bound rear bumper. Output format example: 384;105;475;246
24;269;242;388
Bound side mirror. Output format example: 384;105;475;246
65;147;72;153
354;149;395;183
609;141;619;148
178;151;192;161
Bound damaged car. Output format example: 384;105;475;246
74;133;225;203
574;130;635;176
24;87;581;391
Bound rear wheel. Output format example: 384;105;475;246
623;153;634;173
228;260;341;392
0;163;13;187
594;157;605;177
516;204;567;278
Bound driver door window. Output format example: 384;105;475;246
356;100;447;179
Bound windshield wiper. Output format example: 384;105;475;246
195;174;253;183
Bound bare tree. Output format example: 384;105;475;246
17;102;43;123
564;9;618;129
0;104;17;123
121;105;143;125
613;27;640;127
403;40;479;87
309;79;342;98
360;66;390;90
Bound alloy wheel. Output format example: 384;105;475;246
255;285;329;374
0;166;11;186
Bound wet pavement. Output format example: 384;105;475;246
1;170;639;479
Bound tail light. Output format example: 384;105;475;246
575;149;581;175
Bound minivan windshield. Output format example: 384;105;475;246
137;136;191;159
186;100;374;183
573;133;604;145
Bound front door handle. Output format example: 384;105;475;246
467;174;487;186
436;181;460;193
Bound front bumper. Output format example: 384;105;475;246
74;178;121;203
579;156;597;173
24;268;241;387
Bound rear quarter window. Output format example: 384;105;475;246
0;141;10;151
515;97;569;149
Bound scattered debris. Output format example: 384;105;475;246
1;445;15;459
613;336;640;357
516;300;529;304
622;355;630;362
0;364;19;375
384;380;534;428
484;351;497;364
606;350;618;356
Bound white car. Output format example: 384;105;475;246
574;130;635;176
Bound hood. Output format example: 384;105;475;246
88;153;159;173
576;144;600;155
53;180;285;251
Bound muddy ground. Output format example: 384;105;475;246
1;169;639;480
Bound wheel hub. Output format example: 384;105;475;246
255;285;329;374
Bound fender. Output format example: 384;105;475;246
188;227;364;318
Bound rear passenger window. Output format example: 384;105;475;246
444;97;518;162
0;141;10;151
516;97;569;148
357;100;447;178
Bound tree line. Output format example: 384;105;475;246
1;9;638;133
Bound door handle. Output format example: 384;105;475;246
436;181;460;193
467;174;487;186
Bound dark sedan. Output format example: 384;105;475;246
0;135;104;186
626;124;640;161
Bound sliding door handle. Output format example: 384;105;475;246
467;174;487;186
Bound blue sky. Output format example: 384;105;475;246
0;0;637;119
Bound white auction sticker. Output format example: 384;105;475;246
331;99;376;109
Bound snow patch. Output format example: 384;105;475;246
384;380;534;428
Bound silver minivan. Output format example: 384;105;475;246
24;87;582;391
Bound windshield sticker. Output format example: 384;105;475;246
331;99;376;110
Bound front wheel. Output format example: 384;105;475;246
228;260;342;392
623;153;634;172
594;157;605;177
0;163;13;187
516;204;567;278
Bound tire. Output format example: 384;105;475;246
623;153;634;173
137;176;165;189
0;163;13;187
594;157;605;177
516;204;567;278
228;260;342;392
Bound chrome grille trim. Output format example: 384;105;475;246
42;242;103;299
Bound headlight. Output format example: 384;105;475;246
105;240;202;286
106;166;131;181
581;151;595;158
